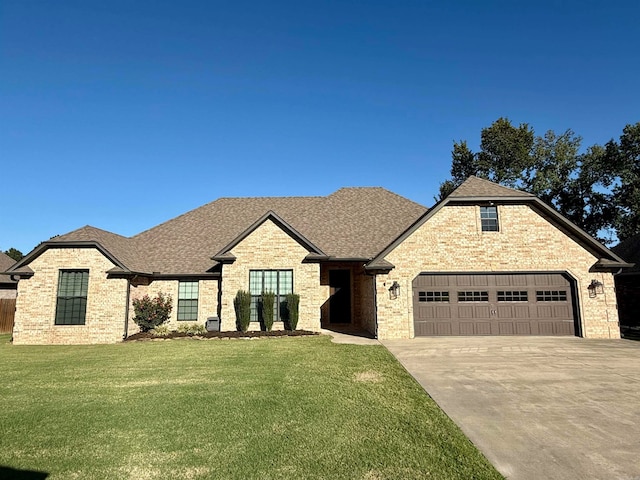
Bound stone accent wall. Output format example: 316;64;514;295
128;279;219;333
220;219;327;332
13;248;127;345
376;204;620;339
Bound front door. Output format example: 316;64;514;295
329;270;351;324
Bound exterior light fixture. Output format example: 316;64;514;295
389;281;400;299
587;279;604;298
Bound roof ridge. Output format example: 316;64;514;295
449;175;534;198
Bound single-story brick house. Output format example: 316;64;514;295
611;233;640;333
3;176;630;344
0;252;17;299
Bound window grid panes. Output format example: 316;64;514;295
458;291;489;302
536;290;567;302
480;206;499;232
249;270;293;322
418;291;450;302
497;291;528;302
55;270;89;325
177;281;199;321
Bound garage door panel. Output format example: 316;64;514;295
556;321;574;335
499;322;515;335
413;273;577;337
414;321;435;336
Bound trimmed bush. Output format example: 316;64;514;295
132;293;173;332
150;324;170;337
284;293;300;331
177;323;207;335
234;290;252;333
260;291;276;331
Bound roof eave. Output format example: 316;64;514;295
7;241;131;274
213;210;327;259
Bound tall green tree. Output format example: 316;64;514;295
3;248;24;262
439;118;535;198
476;117;535;187
437;118;639;244
610;122;640;241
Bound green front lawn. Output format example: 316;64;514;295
0;334;502;479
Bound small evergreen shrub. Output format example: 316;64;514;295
234;290;252;332
284;293;300;331
132;293;173;332
260;291;276;331
150;324;170;336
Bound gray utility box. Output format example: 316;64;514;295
206;317;220;332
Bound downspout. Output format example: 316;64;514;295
371;272;378;339
123;277;132;340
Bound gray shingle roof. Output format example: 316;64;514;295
449;176;534;198
39;187;428;275
133;187;427;274
51;226;148;272
0;252;17;284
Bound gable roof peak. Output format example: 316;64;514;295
449;176;534;199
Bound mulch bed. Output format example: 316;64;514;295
125;330;320;341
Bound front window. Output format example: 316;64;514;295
55;270;89;325
249;270;293;322
177;281;199;321
480;206;499;232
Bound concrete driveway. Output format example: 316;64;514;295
382;337;640;480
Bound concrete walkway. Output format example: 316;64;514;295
320;327;379;345
382;337;640;480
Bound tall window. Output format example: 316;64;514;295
177;281;199;321
55;270;89;325
480;206;499;232
249;270;293;322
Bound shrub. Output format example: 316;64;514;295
260;291;276;331
284;293;300;331
177;323;207;335
150;324;170;336
234;290;252;332
132;293;173;332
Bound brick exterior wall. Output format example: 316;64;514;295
220;219;326;332
13;248;128;345
375;204;620;339
128;279;219;333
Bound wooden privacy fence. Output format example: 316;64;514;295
0;299;16;333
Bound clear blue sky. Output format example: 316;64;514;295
2;0;639;254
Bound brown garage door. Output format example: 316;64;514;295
413;273;577;336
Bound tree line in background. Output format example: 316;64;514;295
3;248;24;262
438;118;640;245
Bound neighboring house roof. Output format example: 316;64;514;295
366;176;630;272
0;252;17;285
8;187;427;276
612;233;640;274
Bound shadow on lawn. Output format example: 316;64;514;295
0;466;48;479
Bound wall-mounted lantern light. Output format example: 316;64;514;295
389;281;400;300
587;279;604;298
